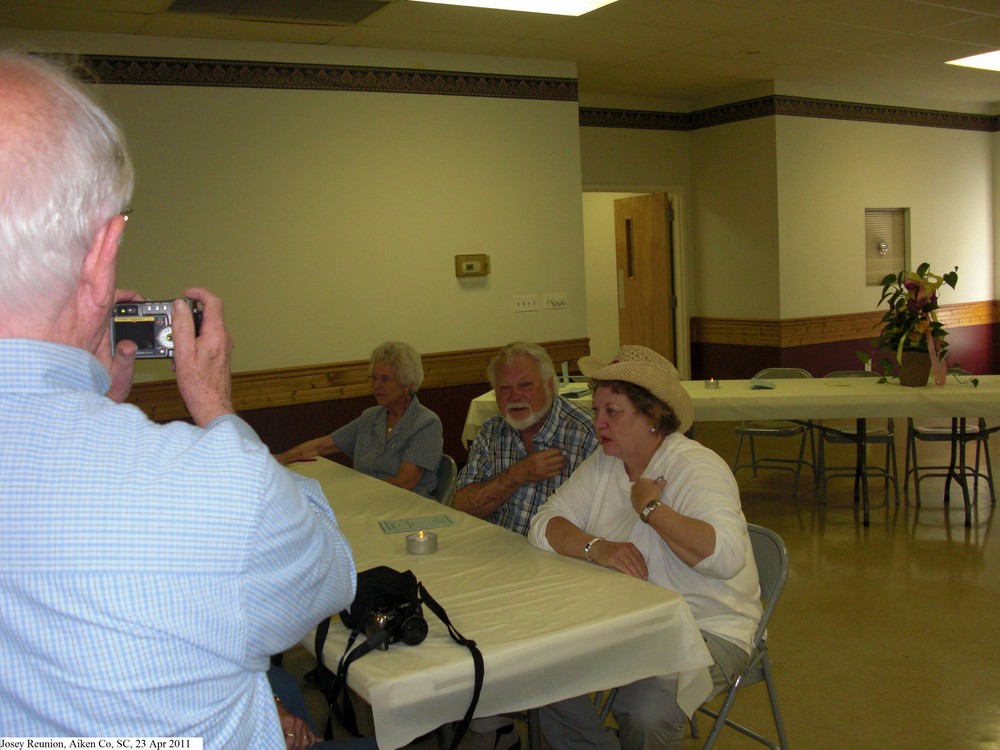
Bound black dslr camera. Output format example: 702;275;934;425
110;299;202;359
364;600;428;650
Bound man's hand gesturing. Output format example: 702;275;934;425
514;448;567;483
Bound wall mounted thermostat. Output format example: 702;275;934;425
455;254;490;277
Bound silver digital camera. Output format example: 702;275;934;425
110;299;202;359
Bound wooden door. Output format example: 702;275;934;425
614;193;675;361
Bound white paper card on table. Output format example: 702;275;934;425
379;514;456;534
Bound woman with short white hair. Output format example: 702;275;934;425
277;341;443;497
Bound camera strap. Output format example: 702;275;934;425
315;616;386;739
313;582;484;750
417;581;485;749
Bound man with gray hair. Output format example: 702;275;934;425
0;51;356;745
455;342;598;749
455;341;598;536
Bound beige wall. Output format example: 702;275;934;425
579;126;690;189
4;31;586;380
775;116;995;319
994;130;1000;297
6;29;998;378
580;110;997;330
689;117;780;319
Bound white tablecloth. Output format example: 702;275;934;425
294;459;713;750
463;375;1000;446
687;374;1000;421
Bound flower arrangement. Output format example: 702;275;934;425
868;263;957;386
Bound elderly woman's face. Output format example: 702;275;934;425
371;361;409;409
592;385;659;462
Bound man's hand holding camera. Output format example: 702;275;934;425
171;288;234;427
100;289;142;404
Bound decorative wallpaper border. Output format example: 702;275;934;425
581;96;1000;133
62;53;578;101
58;53;995;129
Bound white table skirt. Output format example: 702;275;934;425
294;459;712;750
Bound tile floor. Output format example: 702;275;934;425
283;419;1000;750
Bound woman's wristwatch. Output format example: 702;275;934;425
640;498;662;523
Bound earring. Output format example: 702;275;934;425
649;425;657;433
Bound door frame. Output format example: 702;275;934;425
582;186;690;379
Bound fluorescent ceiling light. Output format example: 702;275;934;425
409;0;618;16
946;50;1000;72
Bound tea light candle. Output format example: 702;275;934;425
705;378;721;389
406;530;438;555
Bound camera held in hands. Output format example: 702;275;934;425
110;299;202;359
364;601;428;650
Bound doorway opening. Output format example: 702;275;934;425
582;190;689;378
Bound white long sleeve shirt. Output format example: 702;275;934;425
528;431;761;654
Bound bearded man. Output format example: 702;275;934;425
455;341;598;536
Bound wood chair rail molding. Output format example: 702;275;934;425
126;338;591;422
691;301;997;348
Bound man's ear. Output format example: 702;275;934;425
79;214;124;312
546;375;558;397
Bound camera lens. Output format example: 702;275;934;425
400;615;428;646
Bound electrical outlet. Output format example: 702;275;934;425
513;295;539;312
543;292;568;310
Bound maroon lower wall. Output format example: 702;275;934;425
690;323;997;380
689;344;780;380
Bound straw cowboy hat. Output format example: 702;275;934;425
578;345;694;434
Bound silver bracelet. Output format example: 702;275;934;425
583;536;604;563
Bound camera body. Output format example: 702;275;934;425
364;601;428;650
110;300;202;359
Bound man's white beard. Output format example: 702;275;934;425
502;393;554;431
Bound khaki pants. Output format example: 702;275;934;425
538;632;748;750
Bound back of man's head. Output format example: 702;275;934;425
487;341;556;388
0;51;133;321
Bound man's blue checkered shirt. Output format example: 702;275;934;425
458;395;599;535
0;339;356;745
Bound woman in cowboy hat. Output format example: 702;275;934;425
527;345;761;750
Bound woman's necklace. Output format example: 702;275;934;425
386;411;402;435
386;396;410;435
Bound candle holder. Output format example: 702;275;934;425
406;530;438;555
705;379;721;389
